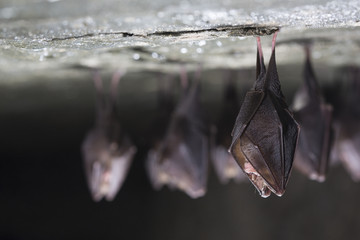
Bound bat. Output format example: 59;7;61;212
212;71;246;184
147;69;210;198
146;74;175;188
334;67;360;181
82;70;136;201
292;46;333;182
229;32;300;198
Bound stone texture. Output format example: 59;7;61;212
0;0;359;80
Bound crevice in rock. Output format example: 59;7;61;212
48;25;279;42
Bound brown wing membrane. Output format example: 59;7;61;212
147;71;209;198
230;33;299;198
335;67;360;181
212;72;246;184
230;91;264;143
82;71;136;201
293;47;333;182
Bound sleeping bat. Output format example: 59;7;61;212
147;69;210;198
146;74;175;187
292;46;333;182
212;71;246;184
147;74;176;147
334;67;360;181
229;32;300;198
82;71;136;201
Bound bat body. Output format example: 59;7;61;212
334;68;360;181
82;71;136;201
147;72;209;198
147;75;175;149
229;33;300;198
146;75;175;189
292;47;333;182
212;73;246;184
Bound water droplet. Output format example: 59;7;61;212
216;41;222;47
151;52;159;59
198;40;206;46
196;48;203;54
180;48;188;54
43;48;49;57
133;53;140;60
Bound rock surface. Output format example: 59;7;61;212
0;0;360;80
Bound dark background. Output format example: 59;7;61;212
1;69;360;240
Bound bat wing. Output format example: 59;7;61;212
293;47;333;181
105;147;136;201
146;79;209;198
265;36;299;188
212;146;245;184
230;33;299;197
232;92;297;197
338;137;360;182
147;119;208;198
337;119;360;182
82;128;136;201
294;102;332;181
230;90;264;149
269;92;300;188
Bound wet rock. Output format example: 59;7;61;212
0;0;359;80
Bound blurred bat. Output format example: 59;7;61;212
212;71;246;184
292;46;333;182
229;33;300;198
334;67;360;181
147;73;176;147
146;74;175;188
82;70;136;201
147;69;210;198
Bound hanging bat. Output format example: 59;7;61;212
147;69;210;198
292;46;333;182
146;74;175;188
82;70;136;201
334;67;360;181
229;32;300;198
212;71;246;184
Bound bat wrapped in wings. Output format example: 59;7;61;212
334;67;360;181
147;70;210;198
292;46;333;182
82;71;136;201
146;74;175;189
229;33;300;198
212;71;246;184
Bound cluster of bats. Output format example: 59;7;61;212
81;32;360;201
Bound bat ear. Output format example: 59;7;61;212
265;32;283;100
93;70;107;112
303;45;320;98
110;69;126;105
256;37;266;79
